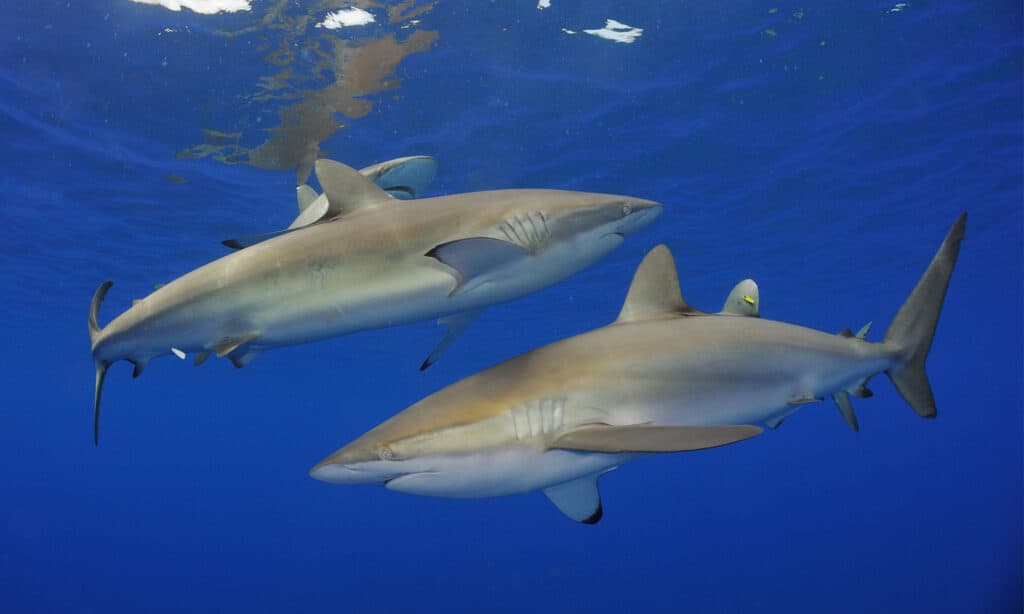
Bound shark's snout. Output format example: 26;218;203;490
309;459;402;485
616;198;662;236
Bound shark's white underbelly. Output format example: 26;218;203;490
382;447;633;499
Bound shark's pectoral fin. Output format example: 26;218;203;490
421;309;483;371
223;228;297;250
210;333;261;359
551;424;763;454
426;237;531;296
296;184;318;212
288;193;330;229
543;472;605;524
360;156;437;200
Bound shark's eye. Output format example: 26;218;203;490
622;204;633;216
377;446;395;461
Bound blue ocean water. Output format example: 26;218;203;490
1;1;1021;611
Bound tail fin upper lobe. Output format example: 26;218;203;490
883;213;966;418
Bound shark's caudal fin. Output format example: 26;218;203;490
88;281;114;446
883;213;966;418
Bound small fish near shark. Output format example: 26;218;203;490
310;213;966;524
88;159;661;444
226;156;439;250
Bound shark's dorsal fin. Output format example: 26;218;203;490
616;245;701;323
720;279;760;317
314;159;394;217
543;472;604;524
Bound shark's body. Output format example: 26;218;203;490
89;160;660;442
311;214;966;523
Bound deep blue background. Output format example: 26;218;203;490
1;1;1021;612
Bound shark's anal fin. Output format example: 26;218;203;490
832;391;860;432
229;348;262;369
543;472;604;524
421;309;483;371
426;238;530;296
551;424;763;453
210;334;261;359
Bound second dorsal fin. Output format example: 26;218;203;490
616;245;701;323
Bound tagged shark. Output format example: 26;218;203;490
88;159;661;443
226;156;439;249
310;214;965;523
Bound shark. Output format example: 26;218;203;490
310;213;965;524
225;156;439;250
88;159;661;443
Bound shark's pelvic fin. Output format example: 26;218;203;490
130;359;147;379
832;391;860;432
421;309;483;371
551;424;763;453
883;213;966;418
787;396;821;406
426;237;530;296
210;333;261;359
543;472;604;524
720;279;760;317
314;159;394;217
193;351;211;367
616;245;703;323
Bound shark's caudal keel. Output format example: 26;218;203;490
88;158;661;443
311;213;966;523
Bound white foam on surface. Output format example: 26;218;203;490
317;8;376;29
129;0;251;14
583;19;643;44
